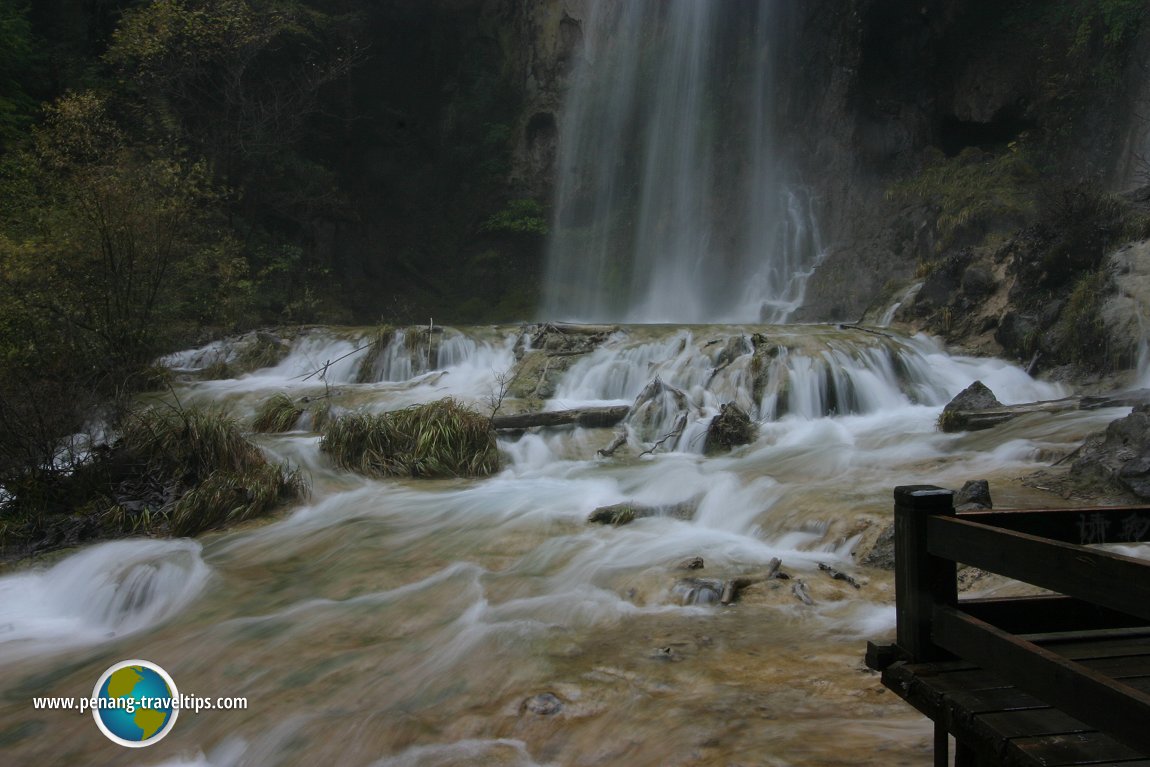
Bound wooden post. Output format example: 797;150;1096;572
894;484;957;662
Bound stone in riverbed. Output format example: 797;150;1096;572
703;402;757;454
938;380;1003;432
955;479;993;510
1070;404;1150;499
588;499;698;526
522;692;563;716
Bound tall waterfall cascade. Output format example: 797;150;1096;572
543;1;821;323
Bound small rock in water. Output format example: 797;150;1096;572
955;479;992;510
522;692;563;716
676;556;705;570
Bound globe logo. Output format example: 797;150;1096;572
91;660;179;747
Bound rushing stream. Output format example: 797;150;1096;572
0;324;1132;766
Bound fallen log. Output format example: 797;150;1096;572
940;396;1082;432
544;322;619;335
939;388;1150;433
491;405;629;431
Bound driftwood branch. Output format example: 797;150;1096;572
597;431;628;457
491;405;629;431
718;557;788;605
639;413;688;457
792;580;814;605
818;562;861;589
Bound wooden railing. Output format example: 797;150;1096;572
891;485;1150;755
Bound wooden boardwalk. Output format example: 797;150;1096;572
866;486;1150;766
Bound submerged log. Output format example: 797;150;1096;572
939;386;1150;434
940;396;1082;432
491;405;629;431
544;322;619;335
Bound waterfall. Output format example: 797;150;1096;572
543;1;820;323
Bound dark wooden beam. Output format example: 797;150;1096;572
957;506;1150;544
895;485;958;661
960;595;1148;634
927;516;1150;623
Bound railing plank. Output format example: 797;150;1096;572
958;506;1150;544
932;606;1150;755
961;595;1147;634
927;516;1150;623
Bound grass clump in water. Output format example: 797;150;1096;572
251;393;304;433
321;398;499;478
118;406;306;536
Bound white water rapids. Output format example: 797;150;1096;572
0;324;1132;766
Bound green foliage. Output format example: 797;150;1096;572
0;90;240;377
480;198;549;236
1070;0;1145;57
1056;270;1112;368
0;0;37;151
118;405;306;535
251;393;303;433
1035;185;1131;286
321;399;500;479
887;147;1036;251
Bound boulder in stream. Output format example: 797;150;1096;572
1070;404;1150;499
938;380;1003;432
703;402;757;454
588;499;698;526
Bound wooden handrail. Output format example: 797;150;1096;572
887;485;1150;764
956;506;1150;544
927;515;1150;622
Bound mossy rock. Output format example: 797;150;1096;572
703;403;757;454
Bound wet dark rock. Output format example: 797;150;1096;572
1070;405;1150;499
994;310;1038;361
955;479;992;511
703;403;757;454
858;523;895;570
588;499;697;526
522;692;563;716
961;264;995;298
938;380;1003;432
676;556;705;570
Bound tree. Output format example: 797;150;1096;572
0;0;37;153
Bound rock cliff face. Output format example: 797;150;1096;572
323;0;1149;338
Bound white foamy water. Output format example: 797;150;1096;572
0;539;210;662
0;324;1118;767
